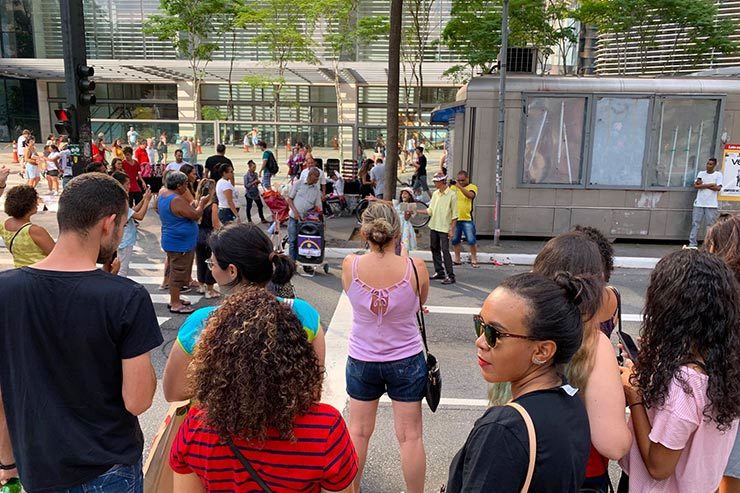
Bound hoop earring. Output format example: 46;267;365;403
532;357;546;366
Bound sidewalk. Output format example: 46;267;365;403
0;153;679;268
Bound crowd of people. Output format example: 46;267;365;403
0;134;739;493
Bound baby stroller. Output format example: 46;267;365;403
262;189;290;252
296;213;330;276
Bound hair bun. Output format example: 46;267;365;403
553;271;584;306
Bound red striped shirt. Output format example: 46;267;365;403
170;403;358;492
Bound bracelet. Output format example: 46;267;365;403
629;401;644;409
0;184;6;189
0;462;16;470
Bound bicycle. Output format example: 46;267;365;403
353;192;431;230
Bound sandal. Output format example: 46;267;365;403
453;261;462;266
168;305;195;314
167;299;192;309
471;262;480;268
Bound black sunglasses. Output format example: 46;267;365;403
473;315;539;349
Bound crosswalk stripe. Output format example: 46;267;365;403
379;395;489;407
150;294;202;305
129;276;167;285
157;317;171;326
427;305;644;322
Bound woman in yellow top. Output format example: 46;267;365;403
1;185;55;267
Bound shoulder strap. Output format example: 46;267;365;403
410;259;430;354
225;437;274;493
7;223;32;255
609;286;623;334
506;402;536;493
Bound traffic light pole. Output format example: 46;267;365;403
59;0;92;175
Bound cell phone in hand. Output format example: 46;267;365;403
617;330;639;361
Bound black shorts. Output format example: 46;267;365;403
46;170;59;177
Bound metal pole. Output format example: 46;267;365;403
60;0;92;175
494;0;508;246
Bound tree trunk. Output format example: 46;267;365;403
384;0;403;200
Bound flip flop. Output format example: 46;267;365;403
169;305;195;314
453;261;463;266
471;263;480;268
167;299;192;309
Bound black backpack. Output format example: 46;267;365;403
266;151;279;175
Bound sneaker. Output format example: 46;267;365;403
180;286;191;293
441;277;456;285
197;285;206;294
430;273;445;280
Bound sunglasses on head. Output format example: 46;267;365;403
473;314;539;349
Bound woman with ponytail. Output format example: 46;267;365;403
341;201;430;493
446;272;592;492
162;222;326;402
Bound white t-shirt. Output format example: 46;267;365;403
299;167;327;186
329;175;345;196
146;147;156;164
370;163;386;195
165;162;183;173
216;178;235;209
46;152;60;171
17;135;26;163
694;170;723;208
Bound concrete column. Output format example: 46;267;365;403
36;80;51;137
176;80;197;139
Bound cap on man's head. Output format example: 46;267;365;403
432;174;447;182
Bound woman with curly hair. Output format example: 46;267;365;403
162;222;325;402
702;215;740;493
0;185;55;267
618;249;740;493
531;231;632;491
169;285;358;491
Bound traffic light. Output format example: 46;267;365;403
54;107;76;140
77;65;96;106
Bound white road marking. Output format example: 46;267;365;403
129;276;168;285
427;305;644;322
149;294;202;305
157;317;171;326
323;292;352;411
379;395;489;407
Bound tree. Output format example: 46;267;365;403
143;0;229;120
385;0;403;200
402;0;436;124
318;0;388;158
237;0;320;154
576;0;738;75
441;0;578;81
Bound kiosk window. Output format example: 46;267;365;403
648;98;719;188
522;97;586;185
589;97;650;187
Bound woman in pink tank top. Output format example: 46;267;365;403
341;201;430;493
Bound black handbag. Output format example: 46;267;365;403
225;437;274;493
410;260;442;413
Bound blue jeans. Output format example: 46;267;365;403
451;220;477;246
288;217;299;261
218;208;236;224
346;352;427;402
688;206;718;246
50;460;142;493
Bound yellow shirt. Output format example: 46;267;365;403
454;184;478;221
427;187;458;233
0;222;47;268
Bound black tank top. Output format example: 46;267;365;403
200;203;215;231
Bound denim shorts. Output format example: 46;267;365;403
49;460;143;493
452;220;477;246
346;352;427;402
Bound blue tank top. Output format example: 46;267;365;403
158;193;198;252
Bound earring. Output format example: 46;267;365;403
532;357;546;366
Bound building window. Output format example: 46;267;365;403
522;96;586;185
589;97;650;187
648;98;720;188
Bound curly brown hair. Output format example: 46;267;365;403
4;185;39;218
190;285;323;441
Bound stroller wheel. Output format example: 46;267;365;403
303;265;315;274
323;263;330;274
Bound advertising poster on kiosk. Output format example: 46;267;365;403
718;144;740;202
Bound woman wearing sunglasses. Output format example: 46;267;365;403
446;272;593;492
162;222;326;402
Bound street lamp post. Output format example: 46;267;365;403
494;0;509;246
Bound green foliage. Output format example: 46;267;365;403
318;0;389;60
236;0;320;70
442;0;578;81
143;0;229;65
576;0;739;74
201;106;226;120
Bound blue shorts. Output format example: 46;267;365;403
26;164;39;179
452;220;476;246
346;352;427;402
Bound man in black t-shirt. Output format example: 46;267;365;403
412;146;430;198
0;174;163;491
204;144;232;183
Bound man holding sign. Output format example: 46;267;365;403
688;157;722;248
